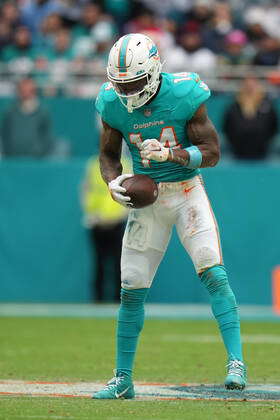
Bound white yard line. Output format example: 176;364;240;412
0;381;280;402
162;334;280;343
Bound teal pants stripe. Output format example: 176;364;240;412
116;288;149;376
200;265;243;361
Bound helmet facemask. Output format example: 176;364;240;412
107;34;162;112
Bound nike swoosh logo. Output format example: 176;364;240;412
184;186;195;194
115;386;130;398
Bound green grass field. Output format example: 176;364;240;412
1;316;280;419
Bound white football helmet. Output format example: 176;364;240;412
107;33;162;113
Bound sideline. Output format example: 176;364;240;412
0;304;279;321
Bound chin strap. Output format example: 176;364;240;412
120;77;160;113
127;97;134;113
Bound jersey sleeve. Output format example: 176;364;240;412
95;82;117;127
95;84;108;123
188;74;211;118
170;72;211;121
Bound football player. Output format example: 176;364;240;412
93;33;246;399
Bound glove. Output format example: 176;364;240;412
140;139;169;162
108;174;133;207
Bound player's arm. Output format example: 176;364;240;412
99;119;123;183
175;104;220;167
99;119;133;206
140;104;220;168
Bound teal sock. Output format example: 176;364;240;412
200;265;243;361
116;288;149;377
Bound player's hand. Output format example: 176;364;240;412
108;174;133;208
140;139;169;162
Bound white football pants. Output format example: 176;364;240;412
121;175;223;290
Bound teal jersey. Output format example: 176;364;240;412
95;72;211;182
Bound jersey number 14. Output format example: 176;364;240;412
129;126;179;167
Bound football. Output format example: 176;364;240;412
122;174;158;209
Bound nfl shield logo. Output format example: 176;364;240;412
144;108;152;117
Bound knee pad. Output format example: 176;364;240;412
193;246;221;273
121;264;150;289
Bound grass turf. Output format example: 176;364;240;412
1;397;280;420
0;317;280;419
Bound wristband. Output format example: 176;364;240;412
184;146;202;169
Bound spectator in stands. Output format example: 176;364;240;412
165;31;216;74
243;6;267;45
223;76;278;160
20;0;62;44
124;7;159;35
2;25;34;61
46;27;73;60
90;16;115;53
1;78;54;157
39;13;64;47
202;2;233;53
72;3;115;59
0;2;20;54
89;20;115;66
262;4;280;41
182;0;213;34
102;0;131;29
31;17;65;84
124;8;174;61
1;26;36;75
219;30;251;65
1;1;20;31
246;22;267;45
39;28;74;92
137;0;190;20
253;36;280;66
72;3;111;38
0;20;12;52
81;156;129;302
1;0;280;103
55;0;90;23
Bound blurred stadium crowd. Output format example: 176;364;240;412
0;0;280;160
1;0;280;96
